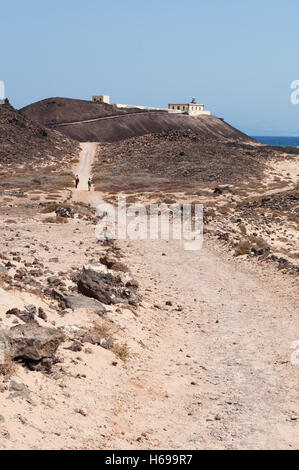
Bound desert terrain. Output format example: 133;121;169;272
0;101;298;450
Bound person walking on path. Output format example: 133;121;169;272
88;177;92;192
75;175;80;189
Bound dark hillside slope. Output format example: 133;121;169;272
20;97;144;126
0;102;78;191
53;112;252;143
0;102;77;165
20;97;254;143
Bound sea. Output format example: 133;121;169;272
252;136;299;147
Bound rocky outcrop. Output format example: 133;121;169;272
0;324;65;362
50;289;106;315
63;295;106;315
77;269;139;306
6;305;38;324
55;207;74;218
100;255;129;273
77;269;120;304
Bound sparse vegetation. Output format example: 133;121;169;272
113;342;130;362
235;240;251;256
247;235;269;249
40;203;63;214
92;320;118;341
87;321;130;361
0;351;17;378
42;216;69;224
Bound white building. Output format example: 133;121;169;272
91;95;211;116
168;98;211;116
92;95;110;104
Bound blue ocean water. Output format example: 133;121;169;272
252;136;299;147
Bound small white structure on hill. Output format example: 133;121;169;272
116;103;167;111
91;95;211;116
168;98;211;116
92;95;110;104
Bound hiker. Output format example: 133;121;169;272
88;177;92;191
75;175;80;189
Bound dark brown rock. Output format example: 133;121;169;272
0;324;65;361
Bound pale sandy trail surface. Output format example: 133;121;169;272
75;142;98;192
71;144;299;450
110;238;298;449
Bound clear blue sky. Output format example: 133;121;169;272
1;0;298;135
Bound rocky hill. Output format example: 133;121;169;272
20;97;143;126
20;97;253;143
0;102;79;191
0;102;77;165
92;129;280;192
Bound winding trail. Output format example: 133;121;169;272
72;143;298;450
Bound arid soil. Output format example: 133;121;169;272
0;142;297;450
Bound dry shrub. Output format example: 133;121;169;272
42;216;69;224
92;320;118;340
0;351;17;378
45;195;60;200
40;203;61;214
0;272;9;287
90;321;129;361
113;342;130;362
247;235;269;249
40;202;70;214
235;240;251;256
235;236;270;256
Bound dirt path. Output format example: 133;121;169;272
52;111;167;128
72;144;298;450
75;142;97;191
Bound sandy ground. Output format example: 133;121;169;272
0;143;298;450
73;143;299;449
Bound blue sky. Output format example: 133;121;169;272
1;0;298;135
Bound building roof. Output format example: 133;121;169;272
168;102;204;106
